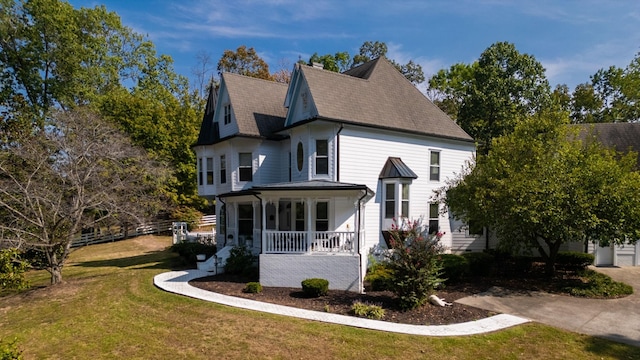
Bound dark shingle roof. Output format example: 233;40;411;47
299;57;473;142
379;157;418;179
223;73;288;138
575;123;640;168
194;85;218;146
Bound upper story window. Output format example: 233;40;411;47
239;152;252;182
223;104;231;125
220;155;227;184
430;151;440;181
198;158;203;186
206;157;214;185
296;142;304;172
385;182;410;219
315;139;328;175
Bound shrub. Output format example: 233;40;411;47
224;246;257;276
0;338;22;359
243;282;263;294
351;301;385;320
365;263;395;291
171;241;217;265
566;269;633;298
384;218;445;310
556;252;594;271
510;256;534;275
0;249;29;290
439;254;469;283
461;252;495;277
301;278;329;297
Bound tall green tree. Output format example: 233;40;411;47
351;41;425;84
439;112;640;276
308;51;351;72
429;42;551;153
573;52;640;123
0;0;204;209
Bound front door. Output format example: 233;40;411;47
238;204;253;246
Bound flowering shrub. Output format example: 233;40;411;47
385;218;445;310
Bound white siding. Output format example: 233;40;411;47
256;141;283;185
338;125;475;255
216;90;239;139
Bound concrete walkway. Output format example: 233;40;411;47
154;270;529;337
456;267;640;347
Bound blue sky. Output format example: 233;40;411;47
68;0;640;91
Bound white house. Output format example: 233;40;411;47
192;57;480;292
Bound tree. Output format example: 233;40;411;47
439;112;640;276
352;41;425;85
0;108;168;284
0;0;204;210
217;45;273;80
384;218;445;310
308;51;351;72
429;42;551;153
567;52;640;124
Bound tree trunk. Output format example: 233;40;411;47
50;265;63;285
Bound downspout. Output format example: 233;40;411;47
336;124;344;182
356;189;368;294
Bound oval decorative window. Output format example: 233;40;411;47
296;142;304;171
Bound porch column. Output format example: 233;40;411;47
261;199;268;253
306;198;312;253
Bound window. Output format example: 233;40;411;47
385;183;395;219
296;142;304;172
385;182;410;219
223;104;231;125
315;139;328;175
239;153;252;181
401;183;409;217
238;204;253;238
219;155;226;184
430;151;440;181
428;203;439;234
468;221;483;236
295;201;305;231
316;202;328;231
206;157;214;185
198;158;203;186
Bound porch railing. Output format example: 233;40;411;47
263;230;355;254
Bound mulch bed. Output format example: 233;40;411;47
189;274;493;325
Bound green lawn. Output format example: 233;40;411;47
1;236;639;359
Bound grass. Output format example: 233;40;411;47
1;236;639;359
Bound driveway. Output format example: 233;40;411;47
456;266;640;347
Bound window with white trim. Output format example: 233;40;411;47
239;152;252;182
430;151;440;181
316;201;328;231
223;104;231;125
220;155;226;184
206;157;214;185
315;139;328;175
198;158;203;186
428;203;439;234
384;182;411;219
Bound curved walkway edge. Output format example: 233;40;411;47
154;270;529;337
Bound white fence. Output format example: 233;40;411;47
198;215;216;227
71;215;216;248
71;220;174;248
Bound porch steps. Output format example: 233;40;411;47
196;245;234;274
